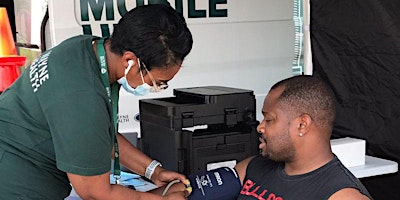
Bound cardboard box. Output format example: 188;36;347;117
331;137;366;167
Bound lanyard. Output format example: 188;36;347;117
96;38;121;184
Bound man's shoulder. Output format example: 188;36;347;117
329;188;372;200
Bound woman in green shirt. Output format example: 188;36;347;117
0;4;193;200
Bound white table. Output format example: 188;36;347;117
348;155;398;178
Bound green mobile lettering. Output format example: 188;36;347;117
209;0;227;17
101;24;111;37
175;0;183;14
82;25;92;35
80;0;114;21
136;0;145;7
80;0;229;38
188;0;206;18
117;0;128;16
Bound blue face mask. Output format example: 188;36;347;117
117;60;151;96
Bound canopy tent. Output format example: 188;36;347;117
309;0;400;199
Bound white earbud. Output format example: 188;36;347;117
124;60;134;74
128;60;134;67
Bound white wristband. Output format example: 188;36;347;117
145;160;162;180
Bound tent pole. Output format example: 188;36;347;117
303;0;313;75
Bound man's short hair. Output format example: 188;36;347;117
271;75;336;131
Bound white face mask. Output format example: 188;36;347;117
117;59;151;96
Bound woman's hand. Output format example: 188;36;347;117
151;166;189;187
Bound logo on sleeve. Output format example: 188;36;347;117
29;50;52;93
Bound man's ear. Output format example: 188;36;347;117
298;113;312;136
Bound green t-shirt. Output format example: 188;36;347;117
0;35;115;199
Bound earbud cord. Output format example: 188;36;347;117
137;58;146;83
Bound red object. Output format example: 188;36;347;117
0;56;26;92
0;7;26;92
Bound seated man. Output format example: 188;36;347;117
156;75;373;200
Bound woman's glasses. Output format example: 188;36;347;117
139;60;169;92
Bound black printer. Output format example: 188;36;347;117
139;86;260;175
